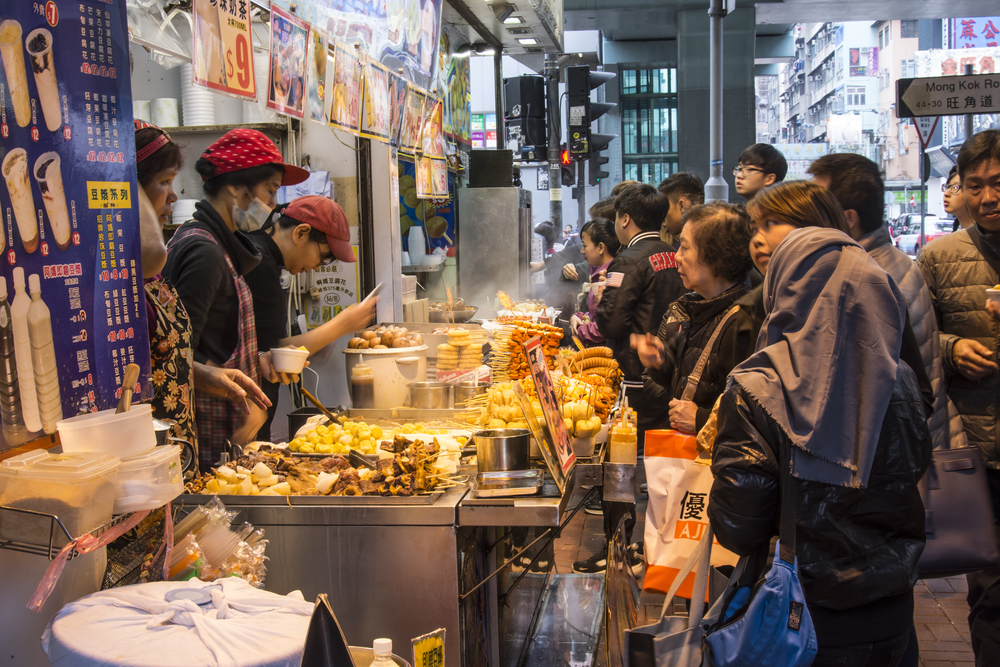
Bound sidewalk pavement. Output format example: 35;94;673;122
552;489;976;667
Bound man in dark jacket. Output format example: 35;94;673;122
919;129;1000;661
597;183;686;443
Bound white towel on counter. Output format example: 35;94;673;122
42;578;314;667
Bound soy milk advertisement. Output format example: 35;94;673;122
0;1;149;449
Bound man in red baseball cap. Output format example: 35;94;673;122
242;195;377;439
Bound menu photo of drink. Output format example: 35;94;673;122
0;1;150;449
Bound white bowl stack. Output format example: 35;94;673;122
243;50;280;123
180;63;217;126
172;199;198;225
408;227;427;264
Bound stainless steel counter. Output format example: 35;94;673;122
458;477;575;527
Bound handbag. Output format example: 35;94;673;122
918;446;1000;578
702;440;818;667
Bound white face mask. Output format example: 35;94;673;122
232;196;273;232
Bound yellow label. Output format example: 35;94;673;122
412;629;445;667
87;182;131;209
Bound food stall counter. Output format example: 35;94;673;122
457;476;574;527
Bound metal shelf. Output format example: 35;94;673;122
159;122;289;135
0;506;136;561
402;263;445;274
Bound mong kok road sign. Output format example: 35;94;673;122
896;73;1000;118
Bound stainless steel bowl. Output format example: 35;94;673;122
470;428;531;473
405;382;454;409
454;381;488;407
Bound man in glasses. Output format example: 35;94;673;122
733;143;788;201
944;165;976;232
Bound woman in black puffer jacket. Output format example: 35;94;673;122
633;203;760;434
709;183;931;667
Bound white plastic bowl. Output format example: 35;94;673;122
987;288;1000;306
270;347;309;373
57;403;157;459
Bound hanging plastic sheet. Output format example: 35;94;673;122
125;0;192;70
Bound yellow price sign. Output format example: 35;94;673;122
411;628;445;667
86;182;131;209
191;0;256;100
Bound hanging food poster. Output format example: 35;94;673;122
388;72;409;146
420;98;446;159
398;85;427;155
415;156;447;200
267;5;310;119
446;53;471;145
0;0;151;449
329;42;363;134
360;59;391;142
306;27;329;124
399;160;454;251
192;0;257;100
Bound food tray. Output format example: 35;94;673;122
182;490;447;505
471;470;544;498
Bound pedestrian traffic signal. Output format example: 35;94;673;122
560;145;576;186
566;65;617;187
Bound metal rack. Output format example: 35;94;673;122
0;506;135;561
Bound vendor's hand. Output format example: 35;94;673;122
631;332;665;369
953;338;998;381
593;270;608;304
987;298;1000;322
193;364;271;415
232;404;269;446
668;399;698;434
259;349;309;385
338;296;378;333
570;314;583;336
530;261;546;273
562;263;579;280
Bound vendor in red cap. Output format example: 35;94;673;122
162;128;310;463
243;195;378;439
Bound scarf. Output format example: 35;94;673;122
730;227;906;488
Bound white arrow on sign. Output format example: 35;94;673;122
915;116;939;150
897;73;1000;118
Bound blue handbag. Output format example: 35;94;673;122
702;442;818;667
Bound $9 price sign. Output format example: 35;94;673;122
192;0;257;100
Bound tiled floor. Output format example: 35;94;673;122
552;488;977;667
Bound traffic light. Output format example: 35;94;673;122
566;65;617;181
560;145;576;186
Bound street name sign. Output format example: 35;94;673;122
896;73;1000;118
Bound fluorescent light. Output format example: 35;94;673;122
504;15;524;24
517;37;538;45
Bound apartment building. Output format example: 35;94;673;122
876;20;922;184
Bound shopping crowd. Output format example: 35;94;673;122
558;133;1000;666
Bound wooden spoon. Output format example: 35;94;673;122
116;363;141;414
299;387;341;425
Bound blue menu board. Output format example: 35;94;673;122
0;0;149;447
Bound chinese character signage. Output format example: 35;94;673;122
0;0;150;448
412;629;445;667
306;248;359;328
192;0;257;100
951;17;1000;49
267;5;311;119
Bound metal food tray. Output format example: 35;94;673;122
182;490;447;506
471;470;544;498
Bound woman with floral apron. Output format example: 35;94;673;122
161;129;308;468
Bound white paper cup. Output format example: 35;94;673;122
270;347;309;374
151;98;180;127
133;100;151;122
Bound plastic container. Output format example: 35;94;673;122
112;445;183;514
0;450;119;546
57;403;157;459
987;288;1000;306
350;357;375;409
270;347;310;373
343;345;428;409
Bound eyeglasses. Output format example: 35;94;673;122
733;166;765;177
942;183;962;194
315;240;335;266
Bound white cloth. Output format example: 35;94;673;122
42;578;314;667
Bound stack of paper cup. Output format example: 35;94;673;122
151;98;179;128
400;251;411;266
133;100;151;122
243;50;280;123
171;199;198;225
407;227;427;264
180;63;216;126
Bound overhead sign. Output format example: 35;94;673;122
896;73;1000;118
915;116;940;150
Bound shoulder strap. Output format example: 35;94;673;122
777;438;797;565
680;304;742;402
966;225;1000;282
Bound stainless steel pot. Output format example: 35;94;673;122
405;382;454;409
154;417;196;475
454;381;488;406
464;429;531;473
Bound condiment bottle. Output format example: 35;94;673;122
608;413;637;465
351;354;375;409
371;638;395;667
28;273;61;433
11;267;40;433
0;277;26;446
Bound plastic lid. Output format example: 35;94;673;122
373;638;392;655
57;403;153;431
0;451;120;482
28;273;39;293
119;444;180;471
12;266;24;289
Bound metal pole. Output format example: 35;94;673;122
965;63;975;143
704;0;729;203
575;161;587;228
919;143;927;252
494;51;505;152
545;54;563;228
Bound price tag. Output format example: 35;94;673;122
412;629;445;667
192;0;256;100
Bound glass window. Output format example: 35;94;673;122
620;68;678;185
900;20;918;39
846;86;865;106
